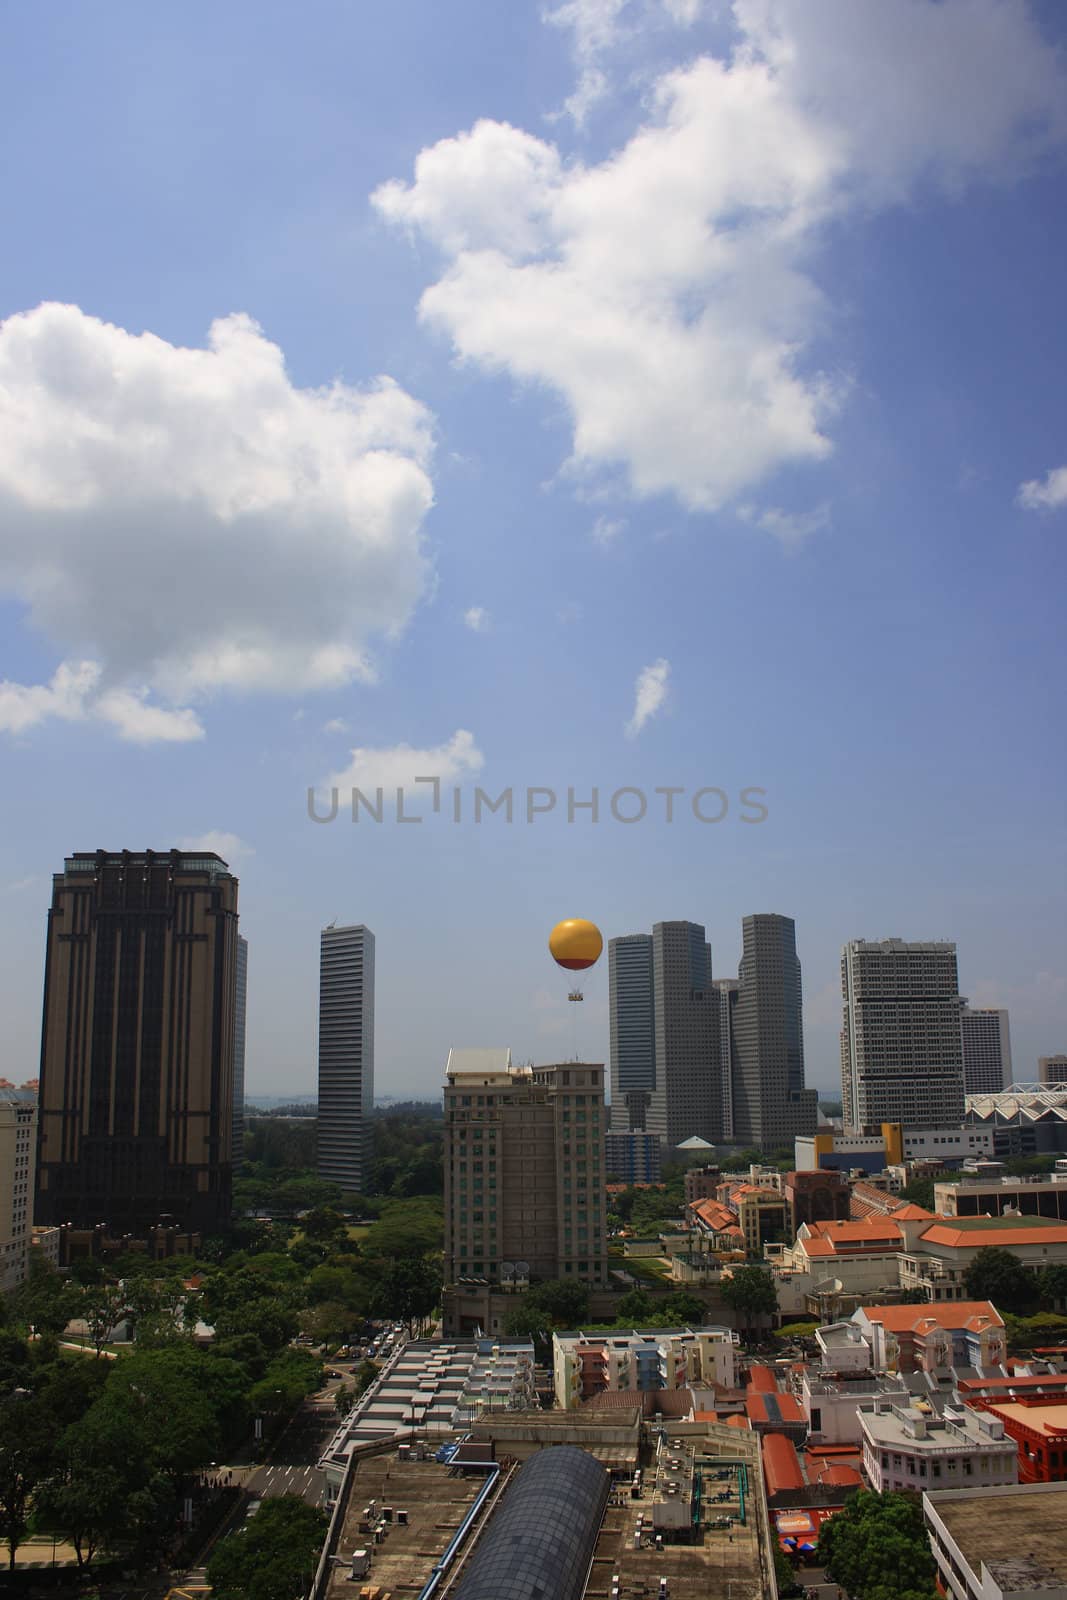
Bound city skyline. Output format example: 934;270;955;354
0;2;1064;1099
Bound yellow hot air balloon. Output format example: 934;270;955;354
549;918;603;1000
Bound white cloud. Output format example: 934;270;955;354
177;831;256;861
625;658;670;737
0;660;204;743
376;1;1066;516
545;0;705;125
736;501;830;546
591;515;625;547
322;729;484;796
0;304;435;739
323;717;350;735
1018;465;1067;511
463;605;491;632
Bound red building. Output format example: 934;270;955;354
971;1396;1067;1483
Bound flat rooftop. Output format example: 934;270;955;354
931;1486;1067;1591
586;1471;764;1600
326;1452;483;1600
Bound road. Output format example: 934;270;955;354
235;1366;355;1508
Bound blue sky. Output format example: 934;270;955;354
1;0;1065;1099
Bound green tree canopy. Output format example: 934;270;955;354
720;1265;777;1326
206;1494;328;1600
816;1490;936;1600
526;1278;590;1327
963;1246;1039;1313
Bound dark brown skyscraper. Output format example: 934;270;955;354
36;849;239;1239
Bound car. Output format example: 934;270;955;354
245;1499;262;1521
325;1369;343;1379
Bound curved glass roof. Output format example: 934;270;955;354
452;1445;609;1600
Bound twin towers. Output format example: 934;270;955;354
608;915;818;1154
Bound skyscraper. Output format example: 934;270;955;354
36;849;239;1238
960;1005;1011;1095
841;939;964;1132
608;933;654;1133
232;934;248;1165
653;920;719;1148
715;978;739;1140
0;1089;36;1293
608;920;721;1148
317;923;375;1194
443;1050;607;1293
1038;1056;1067;1087
730;914;818;1149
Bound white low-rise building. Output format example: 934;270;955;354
859;1399;1017;1495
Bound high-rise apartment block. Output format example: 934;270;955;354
730;914;817;1148
317;923;375;1194
232;934;248;1166
443;1050;607;1290
841;939;965;1133
0;1089;36;1292
960;1005;1011;1095
36;850;240;1239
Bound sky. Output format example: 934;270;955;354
1;0;1065;1101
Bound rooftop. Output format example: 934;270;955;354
982;1399;1067;1439
445;1047;513;1075
858;1300;1003;1334
920;1220;1067;1248
927;1485;1067;1593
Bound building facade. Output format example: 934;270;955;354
317;923;375;1194
604;1130;661;1184
552;1326;737;1409
608;933;656;1134
36;849;239;1238
608;921;721;1148
860;1401;1016;1494
443;1052;608;1298
731;913;818;1149
923;1484;1067;1600
841;939;965;1133
961;1005;1012;1095
232;934;248;1166
1039;1056;1067;1086
0;1090;36;1292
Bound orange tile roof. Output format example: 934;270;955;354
920;1222;1067;1249
725;1413;751;1429
762;1433;805;1495
889;1203;936;1220
747;1364;778;1392
858;1300;1003;1333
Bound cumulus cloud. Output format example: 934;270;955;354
177;831;255;861
625;658;670;737
322;729;484;796
736;501;830;546
0;661;203;742
376;0;1066;516
0;304;435;739
1018;465;1067;511
323;717;350;735
463;605;491;632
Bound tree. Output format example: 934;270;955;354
1039;1264;1067;1312
527;1278;590;1327
615;1288;657;1324
37;1402;167;1571
816;1490;936;1600
361;1198;443;1259
898;1178;935;1211
370;1256;442;1335
662;1291;707;1325
206;1494;328;1600
0;1392;50;1569
719;1266;777;1329
963;1246;1038;1312
501;1304;552;1356
79;1284;127;1356
301;1206;347;1241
